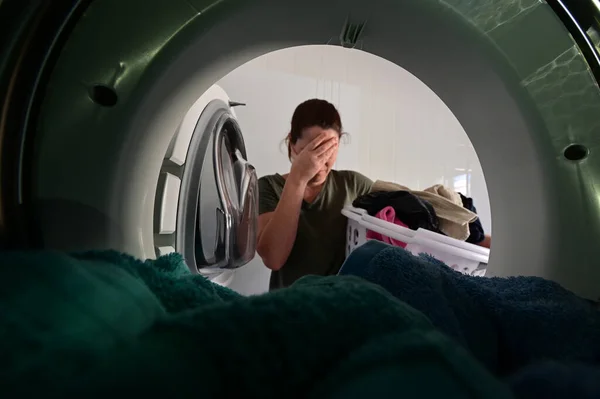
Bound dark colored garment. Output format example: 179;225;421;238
460;193;486;244
353;190;442;233
508;362;600;399
340;241;600;378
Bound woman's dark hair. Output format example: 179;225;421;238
285;99;342;160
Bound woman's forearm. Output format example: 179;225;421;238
257;178;306;270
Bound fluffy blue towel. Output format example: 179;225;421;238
339;241;600;377
508;361;600;399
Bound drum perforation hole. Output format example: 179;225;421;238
89;84;118;107
563;144;589;162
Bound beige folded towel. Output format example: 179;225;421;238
370;180;478;241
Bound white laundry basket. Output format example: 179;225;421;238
342;206;489;276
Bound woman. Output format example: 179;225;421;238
257;99;373;290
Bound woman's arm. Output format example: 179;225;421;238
257;177;306;271
258;133;337;270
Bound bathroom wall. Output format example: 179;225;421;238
217;45;491;295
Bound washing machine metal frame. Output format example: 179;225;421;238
1;0;600;298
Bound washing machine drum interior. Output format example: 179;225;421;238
1;0;600;299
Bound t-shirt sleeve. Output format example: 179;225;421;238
258;177;280;215
351;171;374;197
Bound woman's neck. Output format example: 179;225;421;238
303;183;324;203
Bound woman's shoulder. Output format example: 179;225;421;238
259;173;287;183
258;174;286;193
258;174;285;212
331;170;373;195
331;170;372;184
258;173;280;183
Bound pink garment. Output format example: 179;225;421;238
365;206;409;248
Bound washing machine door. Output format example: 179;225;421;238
199;108;258;270
159;86;258;278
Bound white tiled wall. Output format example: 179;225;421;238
217;45;491;295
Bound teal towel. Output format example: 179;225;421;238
0;250;512;398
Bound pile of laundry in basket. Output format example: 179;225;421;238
344;180;489;275
355;180;485;243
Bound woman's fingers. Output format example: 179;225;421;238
308;132;338;150
316;145;337;160
307;135;329;150
313;139;338;156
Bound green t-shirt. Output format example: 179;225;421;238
258;170;373;290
